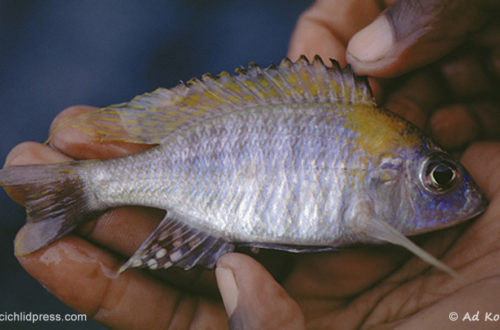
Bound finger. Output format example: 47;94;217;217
383;69;443;129
284;244;408;300
4;138;220;295
4;141;72;167
429;104;480;150
83;206;220;296
429;101;500;150
18;237;227;329
2;142;72;204
461;141;500;200
6;113;162;253
216;253;306;330
490;44;500;76
5;145;227;328
85;206;162;257
470;102;500;141
346;0;489;76
288;0;381;65
450;142;500;281
49;105;152;160
440;54;490;99
3;141;162;255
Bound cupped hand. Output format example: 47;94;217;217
6;106;231;329
5;106;500;329
289;0;500;152
5;1;500;327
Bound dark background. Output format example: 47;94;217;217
0;0;310;328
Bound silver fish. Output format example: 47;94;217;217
0;56;487;275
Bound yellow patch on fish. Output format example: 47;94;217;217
345;104;421;157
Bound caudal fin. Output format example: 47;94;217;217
0;163;92;256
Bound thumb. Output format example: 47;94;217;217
215;253;305;330
346;0;487;77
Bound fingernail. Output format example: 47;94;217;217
347;15;393;63
216;266;239;317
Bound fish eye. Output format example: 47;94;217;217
421;155;460;194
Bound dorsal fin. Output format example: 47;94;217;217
50;56;375;144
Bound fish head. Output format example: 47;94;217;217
366;147;487;236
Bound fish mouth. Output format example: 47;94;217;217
408;193;489;237
469;194;489;219
435;193;488;232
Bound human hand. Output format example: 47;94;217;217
6;106;500;328
5;106;232;329
5;2;500;326
289;0;500;152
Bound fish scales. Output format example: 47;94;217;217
86;103;361;244
0;56;487;275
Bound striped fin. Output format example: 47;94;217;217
0;163;94;256
119;212;234;271
51;56;375;144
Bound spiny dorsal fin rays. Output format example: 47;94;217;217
49;56;376;145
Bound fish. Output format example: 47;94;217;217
0;56;487;276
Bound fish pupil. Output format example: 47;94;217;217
431;164;455;187
421;154;460;194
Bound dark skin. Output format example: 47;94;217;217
4;0;500;328
289;0;500;151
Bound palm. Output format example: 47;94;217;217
286;196;499;328
288;0;500;151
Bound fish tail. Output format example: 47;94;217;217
0;162;93;256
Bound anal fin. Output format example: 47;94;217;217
119;212;234;272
